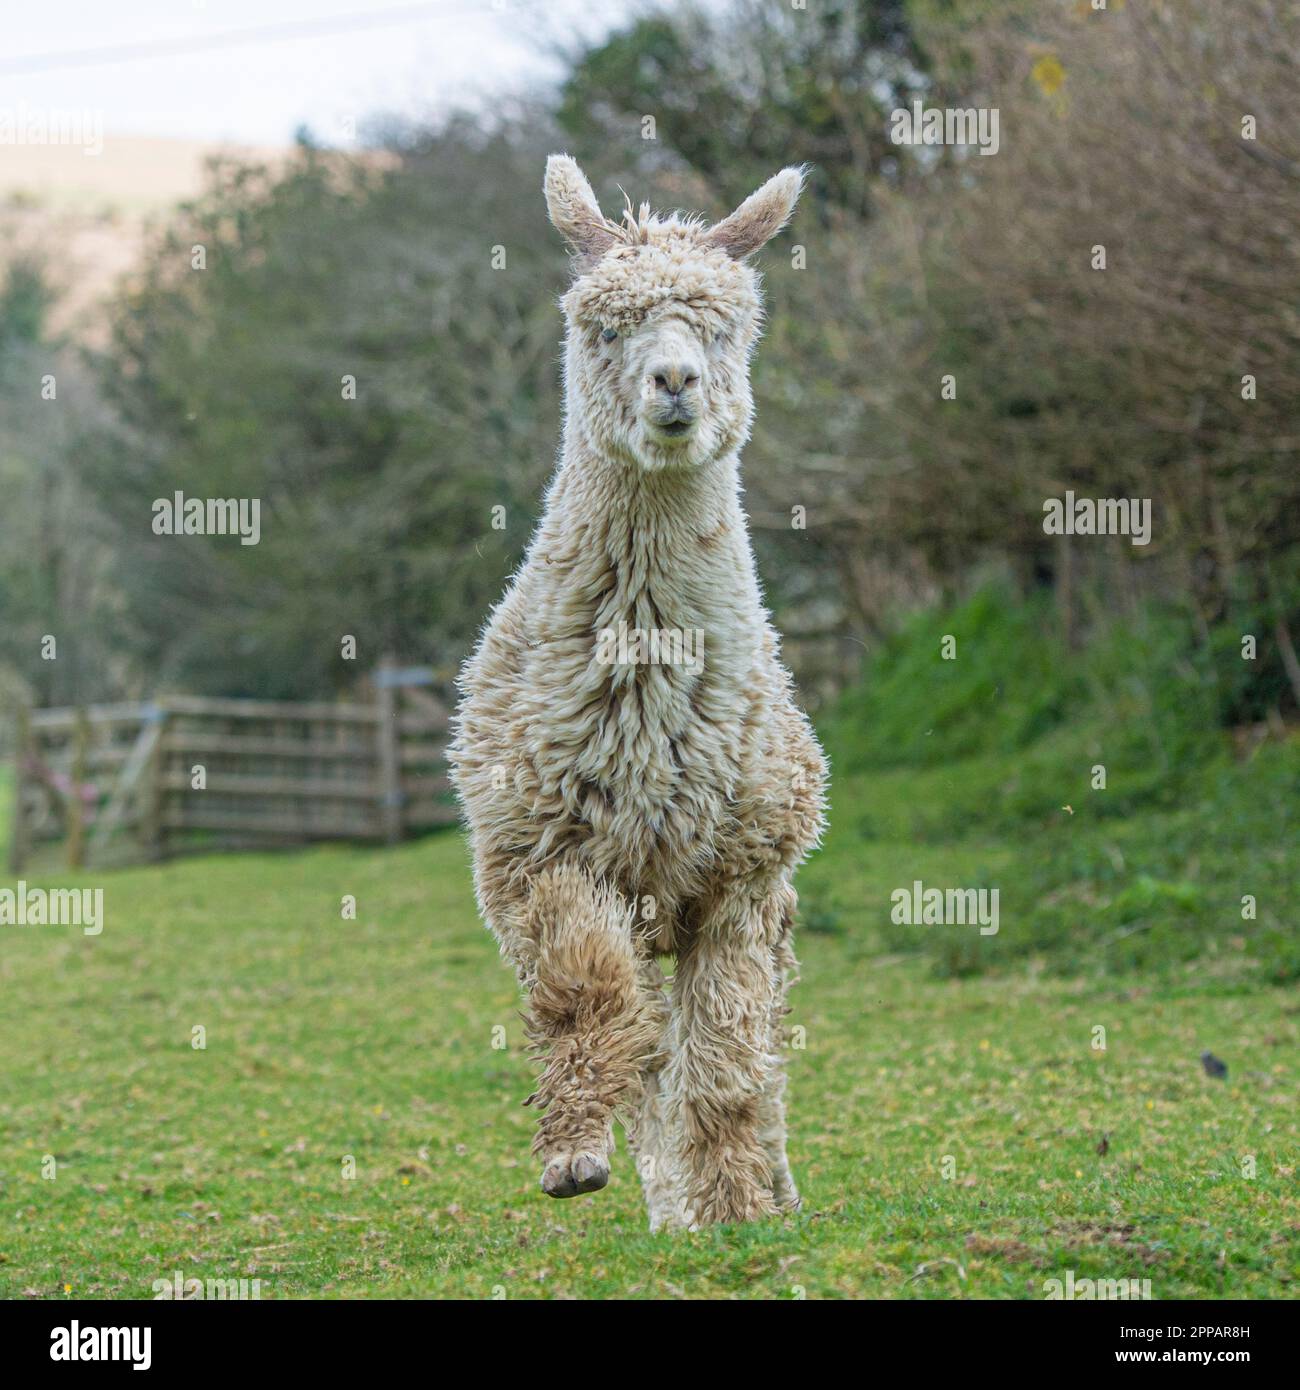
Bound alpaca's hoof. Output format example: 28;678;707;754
541;1151;609;1198
773;1181;801;1214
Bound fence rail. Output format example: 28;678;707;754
7;665;457;871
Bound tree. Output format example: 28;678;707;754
87;116;569;699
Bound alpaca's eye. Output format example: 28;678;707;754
600;327;618;343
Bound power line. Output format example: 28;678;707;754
0;1;534;77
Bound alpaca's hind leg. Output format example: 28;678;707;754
757;1076;798;1213
627;961;688;1231
667;888;790;1226
514;865;660;1199
758;892;800;1212
631;1066;689;1230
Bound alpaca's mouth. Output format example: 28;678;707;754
648;415;697;442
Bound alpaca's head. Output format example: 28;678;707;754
544;155;804;473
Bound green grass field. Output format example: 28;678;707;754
1;594;1296;1299
1;814;1295;1299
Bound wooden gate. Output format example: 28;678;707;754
8;665;456;871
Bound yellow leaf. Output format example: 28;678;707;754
1032;55;1066;97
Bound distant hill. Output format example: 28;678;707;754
0;133;288;344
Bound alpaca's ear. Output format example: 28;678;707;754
544;154;616;262
704;166;806;259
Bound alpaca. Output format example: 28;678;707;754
448;156;827;1230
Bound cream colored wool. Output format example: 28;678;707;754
448;156;828;1229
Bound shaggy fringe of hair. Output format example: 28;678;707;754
609;187;709;247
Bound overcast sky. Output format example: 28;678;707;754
1;0;641;146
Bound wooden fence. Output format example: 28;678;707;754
8;666;456;871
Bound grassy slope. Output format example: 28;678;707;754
813;590;1299;983
0;827;1295;1300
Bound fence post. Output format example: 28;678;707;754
142;704;166;861
9;705;31;874
376;658;403;845
66;707;89;870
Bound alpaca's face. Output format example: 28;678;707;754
563;237;760;471
545;157;805;473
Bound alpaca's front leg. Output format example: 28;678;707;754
667;889;789;1226
515;865;661;1198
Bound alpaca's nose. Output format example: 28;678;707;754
649;361;701;397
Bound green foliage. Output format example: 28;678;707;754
557;0;930;214
808;591;1300;982
1207;562;1300;726
0;257;127;707
820;588;1079;769
81;123;567;699
0;255;55;351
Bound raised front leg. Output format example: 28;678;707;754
513;865;661;1198
666;887;793;1226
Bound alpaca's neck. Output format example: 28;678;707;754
531;435;766;658
549;438;743;543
